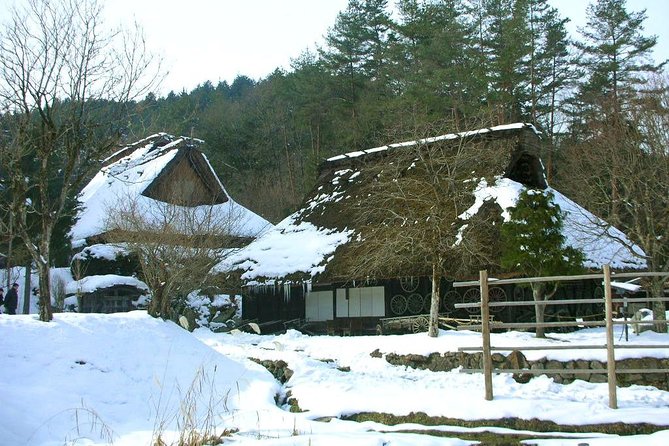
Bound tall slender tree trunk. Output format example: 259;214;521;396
650;279;667;333
428;260;441;337
282;128;296;202
6;212;13;290
148;285;166;318
37;258;52;321
532;283;547;338
22;261;31;314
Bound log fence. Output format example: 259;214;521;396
453;266;669;409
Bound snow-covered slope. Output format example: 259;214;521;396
1;312;668;445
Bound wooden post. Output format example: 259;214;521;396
22;262;31;315
480;270;493;401
603;264;618;409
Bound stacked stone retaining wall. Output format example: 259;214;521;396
381;350;669;391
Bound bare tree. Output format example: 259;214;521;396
562;75;669;332
0;0;161;321
104;194;248;320
345;121;506;337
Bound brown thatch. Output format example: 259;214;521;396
232;123;551;285
305;124;544;282
141;148;228;206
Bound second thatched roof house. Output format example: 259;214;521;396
68;133;272;314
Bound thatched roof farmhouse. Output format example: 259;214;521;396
68;133;272;314
225;123;645;329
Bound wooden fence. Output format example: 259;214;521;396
453;265;669;409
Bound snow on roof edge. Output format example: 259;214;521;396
325;122;540;162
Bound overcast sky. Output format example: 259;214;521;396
2;0;667;95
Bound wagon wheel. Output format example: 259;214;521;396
489;286;507;313
441;290;460;314
390;294;408;315
400;276;420;293
593;286;604;300
461;288;481;314
411;316;429;333
407;293;424;314
422;293;432;313
513;286;527;301
511;286;533;321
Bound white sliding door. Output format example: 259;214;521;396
305;290;333;321
335;286;385;317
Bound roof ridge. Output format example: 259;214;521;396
325;122;540;163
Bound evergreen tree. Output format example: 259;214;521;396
573;0;665;119
319;0;393;147
501;189;584;338
479;0;531;121
390;0;485;125
322;0;392;81
526;0;575;137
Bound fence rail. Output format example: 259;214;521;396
453;266;669;409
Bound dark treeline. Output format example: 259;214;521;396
120;0;665;223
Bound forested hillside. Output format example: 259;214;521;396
117;0;665;225
1;0;667;326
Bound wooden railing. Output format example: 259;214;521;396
453;266;669;408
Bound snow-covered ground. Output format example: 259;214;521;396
1;311;669;445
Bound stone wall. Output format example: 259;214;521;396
381;350;669;391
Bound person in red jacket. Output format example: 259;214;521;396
4;283;19;315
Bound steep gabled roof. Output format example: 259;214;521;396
224;123;645;284
70;133;271;247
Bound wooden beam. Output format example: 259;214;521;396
453;271;669;288
480;270;493;401
454;296;669;309
460;368;669;375
604;265;618;409
458;344;669;351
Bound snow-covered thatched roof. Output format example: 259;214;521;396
70;133;272;247
65;274;149;295
222;123;646;284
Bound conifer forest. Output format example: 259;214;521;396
1;0;668;275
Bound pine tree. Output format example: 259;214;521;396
573;0;665;118
318;0;393;149
478;0;531;121
390;0;484;124
320;0;392;104
501;189;584;338
526;0;575;137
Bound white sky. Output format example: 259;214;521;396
104;0;350;94
0;0;667;95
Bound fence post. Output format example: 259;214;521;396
480;269;493;401
603;264;618;409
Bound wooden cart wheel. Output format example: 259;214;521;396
489;286;507;313
390;294;408;315
422;293;433;313
461;288;481;314
513;286;527;300
441;290;460;313
407;293;424;314
400;276;420;292
593;286;604;299
411;316;429;333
